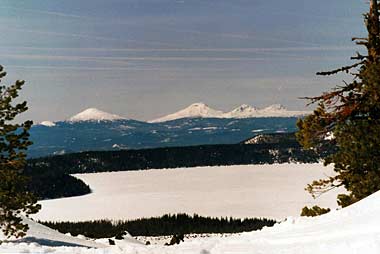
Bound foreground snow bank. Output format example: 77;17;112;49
0;217;144;253
2;190;380;253
0;217;105;249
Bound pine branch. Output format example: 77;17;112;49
316;61;365;76
351;52;367;60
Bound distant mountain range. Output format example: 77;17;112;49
149;103;310;123
37;103;310;126
29;105;306;158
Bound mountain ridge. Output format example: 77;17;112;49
36;103;311;125
29;117;300;158
150;103;311;123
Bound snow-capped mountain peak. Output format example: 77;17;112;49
150;102;224;123
68;108;126;122
223;104;258;118
255;104;311;117
38;121;56;127
150;103;311;122
184;102;224;116
233;104;257;112
262;104;287;111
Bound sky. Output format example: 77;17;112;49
0;0;368;122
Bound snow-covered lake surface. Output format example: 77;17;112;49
2;177;380;254
34;163;342;221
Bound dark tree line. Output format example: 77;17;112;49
24;168;91;200
27;133;326;176
41;214;277;238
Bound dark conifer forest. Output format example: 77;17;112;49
41;214;277;238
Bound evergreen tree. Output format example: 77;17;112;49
300;206;330;217
0;65;40;238
297;0;380;207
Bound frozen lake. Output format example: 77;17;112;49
34;163;343;221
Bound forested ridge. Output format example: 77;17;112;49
28;117;300;158
27;133;325;176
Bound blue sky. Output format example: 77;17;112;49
0;0;367;121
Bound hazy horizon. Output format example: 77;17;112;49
1;0;367;122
